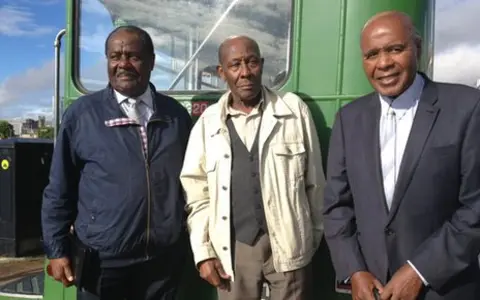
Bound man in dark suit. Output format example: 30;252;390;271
323;11;480;300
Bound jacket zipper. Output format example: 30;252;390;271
136;124;151;259
145;153;151;259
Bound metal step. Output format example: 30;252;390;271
0;272;43;299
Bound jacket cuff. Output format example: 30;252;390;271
410;254;440;289
407;260;429;286
43;240;69;259
192;243;218;269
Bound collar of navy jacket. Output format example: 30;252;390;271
103;82;173;125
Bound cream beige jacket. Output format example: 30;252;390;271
180;86;325;280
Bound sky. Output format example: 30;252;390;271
0;0;479;120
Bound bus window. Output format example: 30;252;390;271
77;0;293;93
422;0;435;78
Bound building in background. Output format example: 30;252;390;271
38;116;46;128
9;120;23;137
21;118;39;136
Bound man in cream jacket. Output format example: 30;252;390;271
180;35;324;300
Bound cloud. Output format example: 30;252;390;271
80;59;108;89
6;0;61;5
432;0;480;85
434;0;480;53
18;102;54;119
434;44;480;85
79;24;110;54
0;59;56;104
81;0;109;16
0;5;54;36
0;57;66;120
0;99;53;120
0;54;104;119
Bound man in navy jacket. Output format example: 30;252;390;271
41;25;192;300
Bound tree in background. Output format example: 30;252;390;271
0;120;14;139
37;126;54;139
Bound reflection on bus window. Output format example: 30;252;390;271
78;0;293;92
421;0;435;77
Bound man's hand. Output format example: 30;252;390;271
48;257;75;287
198;258;231;290
380;264;423;300
351;271;384;300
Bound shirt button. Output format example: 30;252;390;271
222;186;228;191
224;154;229;159
222;216;228;220
222;246;228;251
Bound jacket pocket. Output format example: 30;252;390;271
273;142;306;181
205;157;217;173
428;144;456;157
204;158;219;203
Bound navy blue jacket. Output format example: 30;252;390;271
41;84;192;265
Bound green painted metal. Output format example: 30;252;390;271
20;1;433;300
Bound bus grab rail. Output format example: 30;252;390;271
53;28;66;145
167;0;241;90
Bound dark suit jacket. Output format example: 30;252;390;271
323;75;480;299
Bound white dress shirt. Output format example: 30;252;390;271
114;86;154;127
378;74;429;286
225;99;263;151
379;75;423;209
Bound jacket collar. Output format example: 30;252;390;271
113;85;153;109
103;82;172;126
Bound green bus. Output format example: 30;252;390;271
0;0;435;299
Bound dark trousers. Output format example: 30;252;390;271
77;256;182;300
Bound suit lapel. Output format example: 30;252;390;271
362;95;390;215
387;80;439;224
